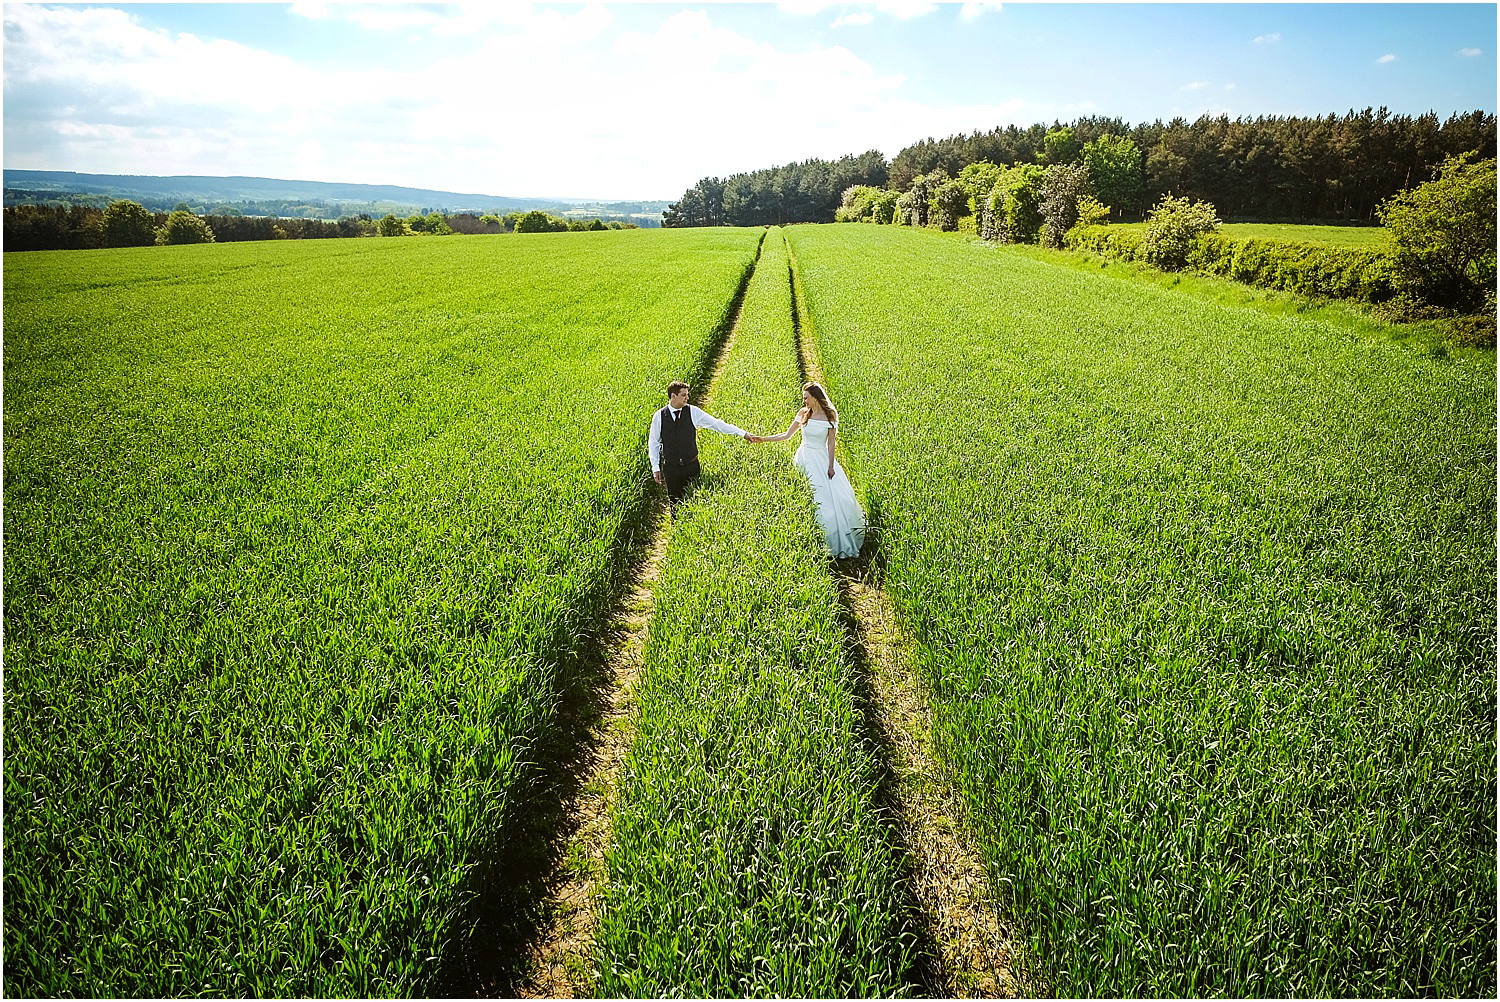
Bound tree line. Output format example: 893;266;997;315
665;108;1495;227
662;151;889;227
2;203;639;251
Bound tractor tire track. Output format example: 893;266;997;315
786;229;1027;998
515;232;766;997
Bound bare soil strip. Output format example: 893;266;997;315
516;238;763;998
516;511;668;998
787;230;1023;997
837;564;1024;998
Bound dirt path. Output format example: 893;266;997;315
516;514;667;997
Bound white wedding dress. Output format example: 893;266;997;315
793;418;866;558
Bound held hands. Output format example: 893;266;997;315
744;433;764;444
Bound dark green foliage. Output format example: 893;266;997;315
835;184;898;224
895;168;947;228
981;164;1045;244
1067;225;1403;306
154;209;215;245
1042;125;1081;165
513;210;567;233
1378;153;1497;313
1081;133;1144;217
3;203;107;250
1038;164;1091;248
101;199;157;248
664;151;888;227
1063;224;1145;260
894;108;1494;221
1189;233;1398;303
932;177;969;231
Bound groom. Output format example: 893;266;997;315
648;380;751;504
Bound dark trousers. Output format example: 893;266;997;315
662;460;699;504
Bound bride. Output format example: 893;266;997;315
748;382;866;558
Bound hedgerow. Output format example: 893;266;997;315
1066;225;1399;303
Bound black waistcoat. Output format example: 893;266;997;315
659;405;699;467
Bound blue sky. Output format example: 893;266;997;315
4;3;1494;200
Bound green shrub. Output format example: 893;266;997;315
101;200;156;248
1142;195;1219;269
982;163;1046;243
1187;235;1398;303
154;209;215;246
1379;153;1497;313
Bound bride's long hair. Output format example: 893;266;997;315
804;382;837;423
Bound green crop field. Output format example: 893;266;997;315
4;221;1494;998
2;228;762;996
788;223;1496;997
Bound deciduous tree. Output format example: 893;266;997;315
1081;134;1144;218
154;209;215;246
101;199;156;247
1378;152;1497;312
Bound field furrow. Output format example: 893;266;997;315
592;229;926;997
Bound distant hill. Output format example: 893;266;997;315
2;170;668;224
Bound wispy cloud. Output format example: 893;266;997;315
960;3;1004;21
289;2;595;38
1459;47;1482;57
788;2;936;22
1253;32;1280;44
877;1;939;19
1377;53;1397;64
831;12;874;28
1180;81;1210;92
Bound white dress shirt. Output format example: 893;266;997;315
647;405;747;472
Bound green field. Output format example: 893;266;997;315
789;223;1495;996
3;229;763;995
4;224;1494;997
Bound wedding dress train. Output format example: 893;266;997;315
793;418;866;558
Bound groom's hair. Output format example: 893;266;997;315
666;381;690;396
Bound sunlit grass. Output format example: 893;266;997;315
2;228;763;996
789;222;1496;997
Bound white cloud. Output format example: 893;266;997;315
831;12;875;28
1180;81;1210;92
1253;32;1280;44
6;3;1038;199
960;3;1004;21
1377;53;1397;64
288;3;605;38
879;1;940;19
1459;47;1482;57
